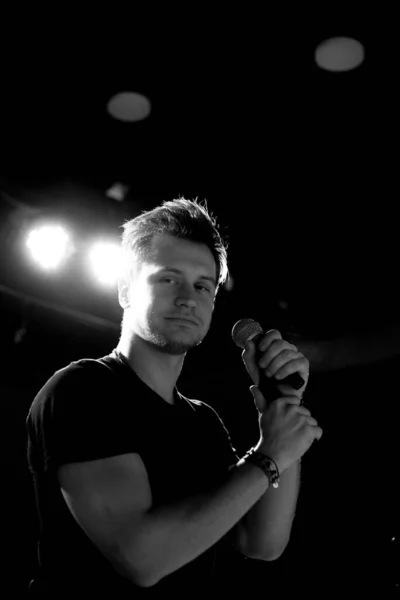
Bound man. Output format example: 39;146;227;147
26;197;322;595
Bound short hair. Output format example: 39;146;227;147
120;197;229;293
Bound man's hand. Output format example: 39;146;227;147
254;390;322;471
242;329;310;412
241;329;322;470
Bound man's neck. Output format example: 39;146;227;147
116;334;185;405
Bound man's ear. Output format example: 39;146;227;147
118;277;130;310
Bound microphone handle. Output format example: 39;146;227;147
251;333;305;401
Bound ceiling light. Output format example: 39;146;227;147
107;92;151;122
315;37;364;72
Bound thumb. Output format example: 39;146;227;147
242;340;260;385
250;385;267;413
242;338;257;360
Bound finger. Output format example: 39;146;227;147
272;356;309;381
257;329;283;353
313;426;323;440
241;338;256;361
258;340;298;370
260;350;306;375
278;394;302;406
286;403;310;419
250;385;267;413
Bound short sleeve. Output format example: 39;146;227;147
29;362;140;474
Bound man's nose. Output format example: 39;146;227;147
175;286;197;308
175;296;197;308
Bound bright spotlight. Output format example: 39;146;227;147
87;241;122;287
26;224;72;270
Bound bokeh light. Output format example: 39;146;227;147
26;224;72;271
315;37;365;72
87;241;123;287
107;92;151;122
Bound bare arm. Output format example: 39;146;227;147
123;460;269;586
58;452;270;590
237;460;301;559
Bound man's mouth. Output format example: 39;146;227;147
165;317;199;326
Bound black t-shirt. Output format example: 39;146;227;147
26;349;241;596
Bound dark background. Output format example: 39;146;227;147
0;14;398;595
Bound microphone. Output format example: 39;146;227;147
231;318;305;401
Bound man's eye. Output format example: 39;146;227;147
161;279;211;294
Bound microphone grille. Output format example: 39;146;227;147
231;318;263;349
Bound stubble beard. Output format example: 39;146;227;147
146;325;205;355
145;312;211;355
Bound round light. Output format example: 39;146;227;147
87;241;123;287
26;224;72;270
107;92;151;122
315;37;364;72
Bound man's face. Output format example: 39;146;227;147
119;232;217;355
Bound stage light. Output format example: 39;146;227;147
105;182;130;202
87;241;122;287
25;224;72;271
107;92;151;122
315;37;364;72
